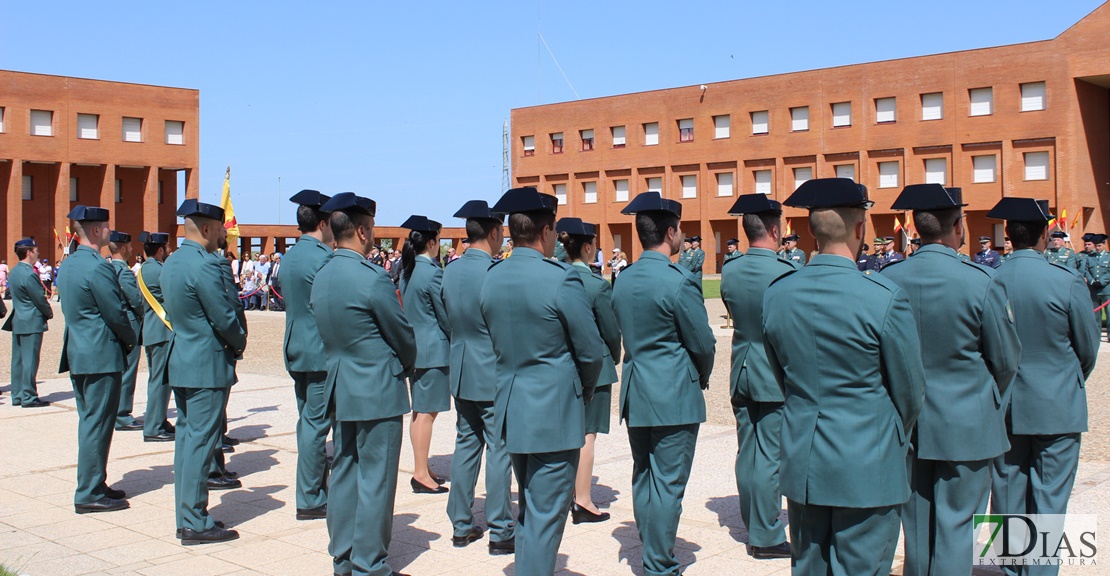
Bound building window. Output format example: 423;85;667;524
0;107;5;132
1024;151;1049;180
751;110;769;135
678;118;694;142
754;170;772;194
831;102;851;127
30;110;53;136
115;179;122;203
875;97;896;123
77;113;99;139
680;175;697;198
583;181;597;204
921;92;944;121
790;107;809;131
646;177;662;194
1021;82;1046;111
644;122;659;145
522;135;535;156
835;164;855;181
165;120;185;145
123;117;143;142
21;175;32;200
550;132;563;154
716;172;734;196
70;177;79;202
793;167;812;191
969;88;993;116
158;180;164;204
553;183;567;205
612;125;626;148
713;115;730;138
614;179;629;202
925;158;947;184
878;161;899;188
580;129;594;151
972;155;997;183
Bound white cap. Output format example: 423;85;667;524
612;248;620;252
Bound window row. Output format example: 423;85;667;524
20;175;166;204
0;107;186;145
521;82;1047;154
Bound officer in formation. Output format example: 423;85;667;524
762;179;925;576
1001;236;1014;262
442;200;517;555
480;187;604;576
613;192;716;576
856;243;872;270
908;237;922;256
57;205;138;514
1077;233;1097;271
986;198;1098;576
1083;234;1110;335
719;194;798;560
972;235;1002;268
882;184;1020;576
1044;230;1079;269
778;233;806;265
724;237;742;261
281;190;334;521
136;232;176;442
872;235;906;270
162;200;248;544
211;222;246;476
4;238;53;408
108;231;145;431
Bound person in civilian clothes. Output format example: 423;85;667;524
137;232;175;442
3;238;53;408
109;231;145;431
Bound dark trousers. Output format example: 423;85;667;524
173;386;228;531
71;372;122;504
902;456;990;576
11;332;44;405
446;398;515;541
510;449;579;576
732;398;786;548
788;500;900;576
142;341;174;437
292;371;332;510
116;328;143;426
628;424;700;576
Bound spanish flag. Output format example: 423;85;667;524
893;216;903;233
1060;208;1068;231
220;166;240;250
784;219;793;236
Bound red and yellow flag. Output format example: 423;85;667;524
220;166;240;250
893;216;903;233
784;219;793;236
1060;208;1068;231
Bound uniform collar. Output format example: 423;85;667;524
917;244;958;257
334;248;365;260
510;246;545;260
1010;249;1045;259
76;244;102;256
747;247;779;258
463;247;491;259
416;254;435;264
638;251;673;263
808;254;857;268
571;261;591;270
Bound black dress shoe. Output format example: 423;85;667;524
750;541;792;559
206;476;242;490
180;525;239;545
571;502;610;524
21;399;51;408
222;435;240;446
177;521;224;537
104;487;126;499
296;504;327;520
115;422;143;431
75;497;130;514
211;469;239;480
144;432;175;442
221;444;235;453
410;477;448;494
488;536;515;556
451;526;484;548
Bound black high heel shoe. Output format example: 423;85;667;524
411;477;448;494
571;502;610;524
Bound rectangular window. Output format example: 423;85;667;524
553;183;567;205
1024;151;1050;180
644;122;659;145
835;164;856;181
21;175;32;200
716;172;734;196
580;129;594;151
69;177;78;202
921;92;944;120
1021;82;1046;111
612;125;626;148
122;117;143;142
875;97;896;123
77;113;99;139
158;180;164;204
647;177;662;194
793;167;813;190
751;110;769;134
878;161;899;188
831;102;851;127
583;181;597;203
30;110;53;136
754;170;772;194
713;115;730;138
522;135;535;156
614;179;629;202
678;118;694;142
165;120;184;145
925;158;947;184
972;155;997;183
791;106;809;131
115;179;122;203
969;88;993;116
0;107;5;132
550;132;563;154
680;174;697;198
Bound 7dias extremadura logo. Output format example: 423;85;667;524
974;514;1097;569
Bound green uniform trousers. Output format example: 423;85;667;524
510;449;578;576
902;455;990;576
327;416;403;576
629;424;700;576
1094;293;1108;333
173;386;229;531
788;500;900;576
72;373;122;505
732;398;786;548
142;342;173;437
991;433;1082;576
446;399;515;541
207;393;231;478
116;337;142;426
293;371;332;510
11;333;44;405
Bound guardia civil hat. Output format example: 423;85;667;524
555;218;597;237
890;184;967;211
784;178;873;209
401;215;442;234
1082;233;1096;242
726;238;739;246
783;234;800;242
66;205;109;222
1050;230;1068;239
1094;234;1109;244
319;192;376;216
139;232;170;244
109;231;131;243
176;199;225;221
985;198;1053;222
491;187;558;214
621;192;682;218
453;200;504;222
289;189;331;209
728;194;782;216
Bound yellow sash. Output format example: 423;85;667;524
136;267;172;331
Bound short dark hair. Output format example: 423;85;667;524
741;213;780;242
913;207;962;243
508;212;555;246
143;243;165;257
635;212;679;249
465;219;500;243
1006;221;1047;250
330;210;371;242
296;205;327;234
15;245;32;260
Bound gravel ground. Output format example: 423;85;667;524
4;298;1107;460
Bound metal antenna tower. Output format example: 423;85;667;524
502;119;510;192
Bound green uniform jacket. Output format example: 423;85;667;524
778;247;807;266
688;248;705;275
763;254;925;507
214;254;247;334
881;245;1020;461
724;251;743;262
400;255;450;369
57;245;136;375
162;240;246;389
1044;246;1079;270
996;250;1098;434
138;259;171;345
719;248;798;402
282;235;333;373
112;260;144;345
1083;250;1110;297
571;262;620;387
442;249;498;401
312;249;416;422
3;261;52;334
479;247;605;453
611;251;716;427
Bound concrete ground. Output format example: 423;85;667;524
1;301;1108;575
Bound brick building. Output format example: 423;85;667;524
511;3;1110;273
1;70;199;263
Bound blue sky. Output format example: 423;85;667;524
2;1;1103;226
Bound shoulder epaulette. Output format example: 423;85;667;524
860;269;900;292
721;255;742;269
668;262;694;277
960;259;996;276
767;268;799;287
1047;261;1083;277
543;258;573;271
360;259;389;275
487;259;506;271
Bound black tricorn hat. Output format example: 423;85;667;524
621;192;682;218
176;199;225;221
784;178;873;209
109;231;131;243
491;187;558;214
139;231;170;245
555;217;597;237
400;215;442;234
320;192;377;217
289;189;331;209
67;205;110;222
890;184;968;211
728;193;782;216
986;198;1053;222
453;200;505;222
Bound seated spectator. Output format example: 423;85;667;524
239;272;263;311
